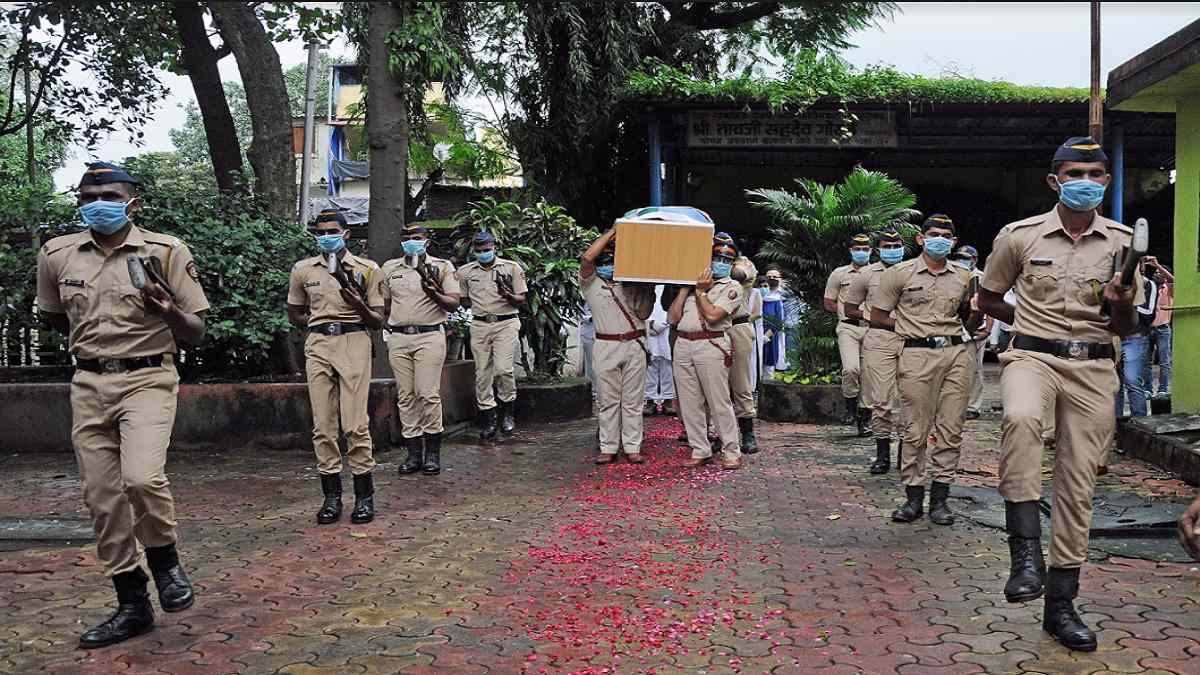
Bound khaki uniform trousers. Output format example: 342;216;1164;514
71;359;180;577
674;336;741;460
967;339;986;413
836;322;867;399
729;322;757;418
999;349;1117;568
861;329;903;440
898;343;970;486
305;331;375;476
388;330;447;438
594;338;647;455
471;317;521;410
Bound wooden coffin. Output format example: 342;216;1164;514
612;217;714;285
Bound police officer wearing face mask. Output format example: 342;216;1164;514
37;162;210;648
287;209;385;526
824;234;873;434
950;245;993;420
979;137;1141;652
873;215;983;526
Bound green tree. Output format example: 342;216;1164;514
169;82;253;167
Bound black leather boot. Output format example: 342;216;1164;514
892;485;924;522
351;472;376;524
1004;500;1045;603
145;544;194;612
79;568;155;649
1043;567;1097;652
499;400;516;436
316;473;342;524
843;397;857;424
423;433;442;475
479;408;498;440
856;407;871;437
398;436;424;475
928;481;956;526
869;438;890;474
738;418;759;454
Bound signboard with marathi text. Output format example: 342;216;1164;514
687;110;897;148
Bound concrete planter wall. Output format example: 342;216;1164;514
514;377;592;422
758;381;844;424
1118;414;1200;486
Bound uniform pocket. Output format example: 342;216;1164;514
1021;267;1062;303
62;286;89;323
901;284;930;305
1074;264;1111;307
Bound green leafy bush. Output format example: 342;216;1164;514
452;197;597;377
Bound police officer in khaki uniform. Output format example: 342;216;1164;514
844;230;906;474
670;238;745;470
824;234;872;434
714;232;760;454
457;231;527;439
980;137;1140;652
952;245;993;419
287;209;384;526
379;225;461;476
581;228;655;464
37;163;208;648
873;215;982;526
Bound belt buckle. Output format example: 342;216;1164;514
402;326;418;335
101;359;126;374
325;323;342;336
931;336;949;348
1066;341;1087;360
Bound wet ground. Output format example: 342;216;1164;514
1;368;1198;674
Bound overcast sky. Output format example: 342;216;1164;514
53;1;1200;189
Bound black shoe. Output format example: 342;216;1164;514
964;409;981;420
79;569;155;649
145;544;194;612
479;408;498;440
499;400;516;436
1043;567;1097;652
316;472;342;524
892;485;924;522
423;433;442;475
738;417;759;454
351;472;376;524
398;436;424;475
856;408;871;437
1004;500;1045;603
928;481;956;526
843;397;858;425
869;439;890;474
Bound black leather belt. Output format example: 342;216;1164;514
310;322;367;336
1012;334;1115;361
476;313;518;323
904;335;966;349
387;323;443;335
841;318;864;327
732;316;751;326
870;324;895;333
76;355;165;374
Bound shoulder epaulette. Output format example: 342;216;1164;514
141;231;185;249
1003;213;1048;234
41;232;87;257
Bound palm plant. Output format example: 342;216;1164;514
748;167;920;379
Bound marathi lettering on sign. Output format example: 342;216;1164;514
687;110;897;148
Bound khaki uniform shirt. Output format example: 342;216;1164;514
36;226;210;360
582;275;647;335
678;278;744;332
824;264;866;320
982;207;1141;343
844;261;894;320
378;255;460;326
287;253;383;327
457;258;528;317
731;257;758;319
875;256;972;339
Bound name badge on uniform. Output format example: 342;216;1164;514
1030;258;1054;266
61;279;84;287
304;281;321;288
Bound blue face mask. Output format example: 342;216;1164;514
922;236;954;261
1056;177;1107;212
880;247;904;265
315;233;346;253
595;265;614;280
757;287;769;298
851;250;870;266
476;250;496;265
79;200;130;235
402;240;427;257
711;261;732;278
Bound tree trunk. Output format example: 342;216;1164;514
172;1;244;193
366;0;408;264
210;2;297;221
